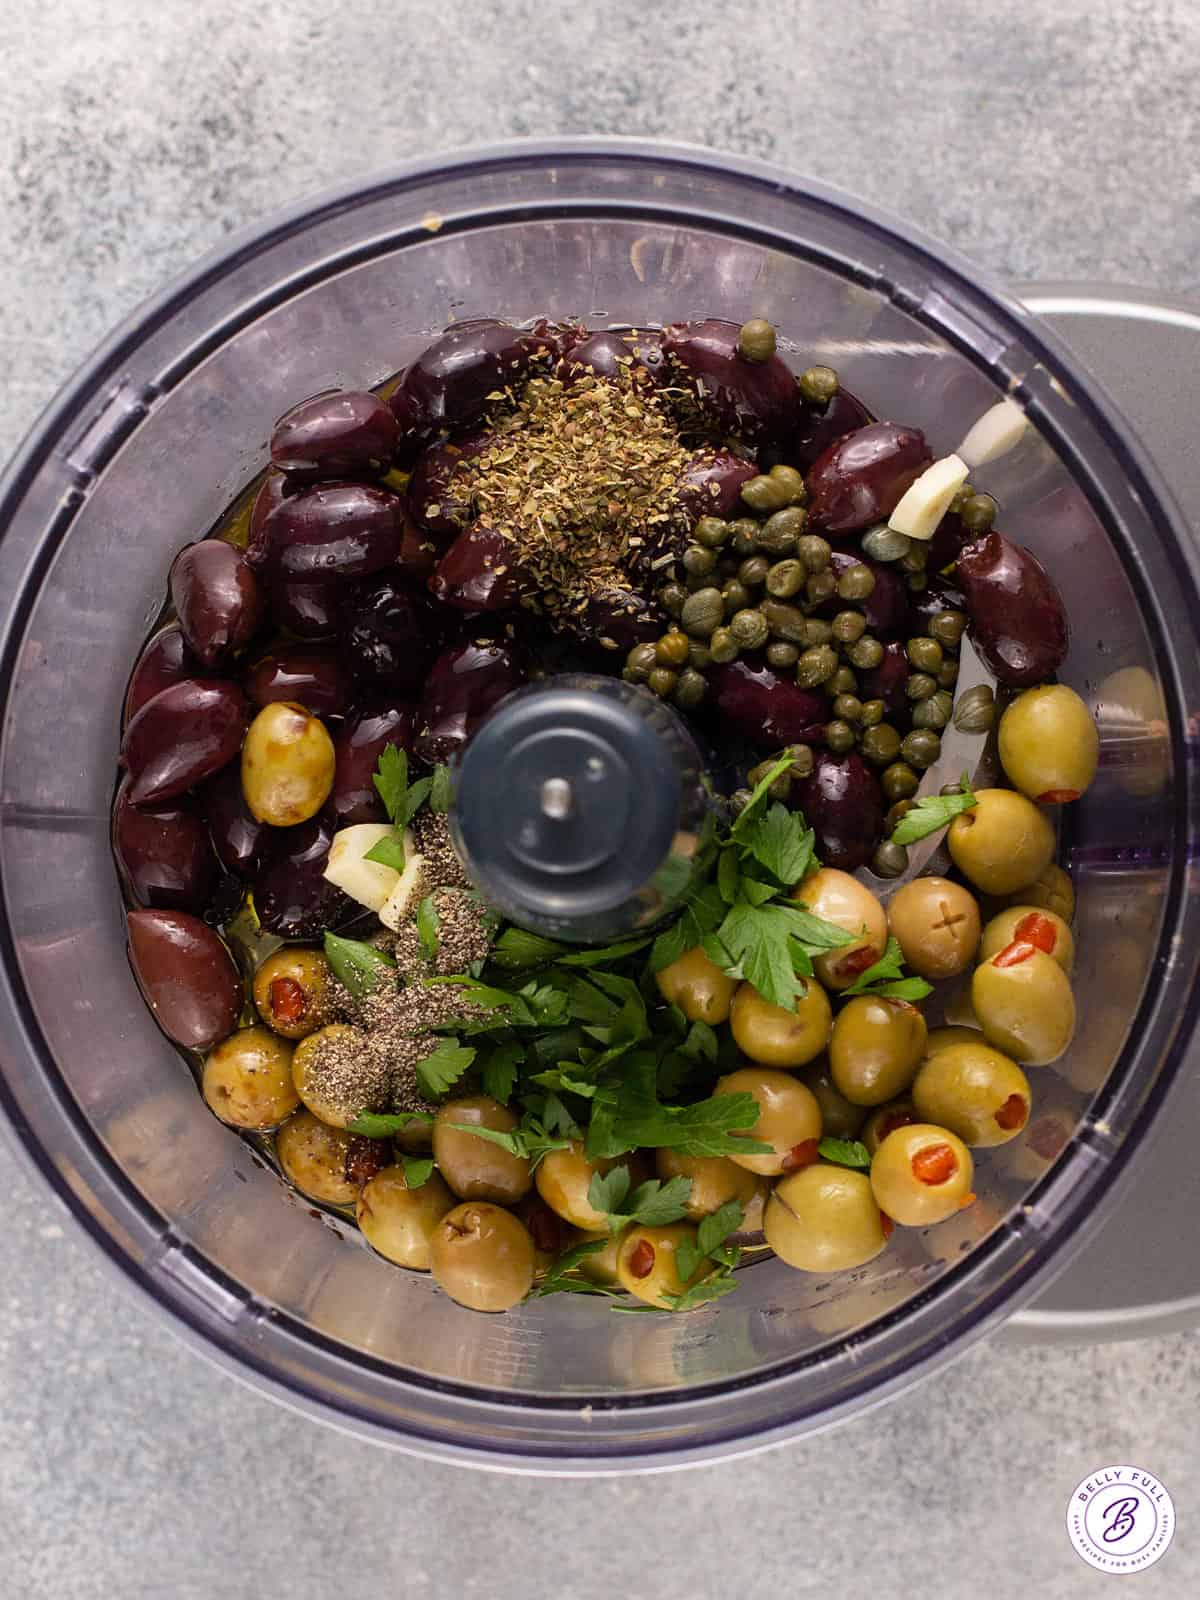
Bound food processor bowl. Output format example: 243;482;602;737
0;140;1196;1472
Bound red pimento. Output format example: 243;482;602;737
628;1239;656;1279
912;1142;958;1186
781;1139;821;1173
995;1093;1029;1131
269;976;308;1024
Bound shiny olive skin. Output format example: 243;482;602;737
980;906;1074;973
730;1177;772;1245
870;1122;975;1226
923;1025;985;1059
654;1149;761;1221
790;386;873;470
654;945;737;1024
244;647;350;717
577;1227;627;1285
947;788;1055;896
267;577;341;639
662;319;800;442
202;1026;298;1129
123;624;196;725
822;551;911;639
806;423;932;533
397;516;441;583
276;1110;362;1204
253;948;334;1040
169;540;263;669
998;684;1098;802
861;1097;918;1156
560;328;665;387
730;981;832;1070
429;523;532;611
830;996;927;1106
264;482;402;582
912;1041;1032;1148
127;909;243;1050
245;469;290;569
887;877;981;980
433;1095;534;1204
798;1061;867;1138
430;1202;536;1312
254;813;351;939
357;1165;456;1270
1001;863;1075;924
708;661;829;749
270;389;399;479
616;1222;704;1308
121;678;248;806
855;639;909;715
413;640;525;764
794;752;885;872
765;1165;889;1272
399;320;540;430
535;1141;649;1230
792;867;887;990
406;433;492;536
290;1024;370;1128
241;701;335;827
331;702;416;824
715;1066;824;1176
515;1193;576;1276
972;947;1076;1065
580;588;666;654
956;532;1069;687
202;764;269;878
338;574;445;693
677;450;758;523
112;777;214;912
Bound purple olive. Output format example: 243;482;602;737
270;389;399;480
428;524;531;613
396;517;441;583
414;640;525;764
856;640;910;715
126;909;243;1050
384;375;429;464
121;679;249;806
825;550;911;639
558;329;665;387
407;434;491;536
169;541;263;669
707;661;829;748
267;577;342;640
579;588;666;653
202;765;269;878
677;451;758;523
807;423;933;533
264;482;402;582
955;532;1069;687
662;319;800;443
245;647;350;717
333;702;417;824
245;470;290;570
398;320;539;431
254;814;351;939
112;778;214;912
790;388;873;471
124;625;197;726
911;575;968;636
528;317;590;361
339;573;446;692
928;509;974;574
793;752;884;871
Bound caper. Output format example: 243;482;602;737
765;558;804;598
766;640;800;669
655;630;691;667
912;693;950;731
758;599;809;644
861;524;912;562
688;642;713;671
950;484;972;514
738;555;770;588
729;608;770;650
831;609;867;644
928;609;967;648
768;464;807;503
716;555;741;579
805;571;837;604
906;672;937;702
847;635;883;670
901;729;941;768
937;657;960;689
729;787;753;815
741;475;790;513
861;723;902;765
832;694;862;723
747;758;791;800
798;365;839;405
940;782;965;797
798;534;832;572
899;544;929;572
906;571;928;592
709;627;739;664
860;699;885;728
722;579;752;615
953;683;996;733
828;664;856;694
785;743;815;779
682;544;717;578
738;318;777;362
624;642;658;680
684;569;712;593
906;636;943;673
796;644;838;687
837;563;876;601
881;762;919;801
730;518;761;555
871;840;909;879
659;582;687;618
694;516;731;549
680;587;725;638
960;492;997;532
648;668;678;698
758;507;806;554
885;799;914;831
804;617;835;647
673;668;709;710
825;719;856;754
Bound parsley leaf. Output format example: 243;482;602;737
676;1200;744;1281
400;1155;434;1188
718;845;741;904
416;893;440;960
586;1170;693;1230
414;1038;475;1099
663;1274;741;1312
717;900;805;1005
479;1040;523;1104
889;772;978;844
430;763;453;814
373;744;410;824
531;1238;616;1297
346;1109;434;1138
586;1056;771;1160
648;883;726;974
444;1115;570;1168
840;936;933;1000
729;753;797;837
818;1137;872;1170
740;803;816;886
490;927;568;969
323;932;396;999
363;831;408;872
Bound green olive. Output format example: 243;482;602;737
886;876;981;980
616;1223;704;1308
655;1149;761;1221
912;1041;1032;1148
253;948;334;1040
979;906;1074;973
357;1164;456;1269
946;788;1056;896
923;1025;986;1059
276;1110;361;1204
732;1177;773;1245
202;1027;297;1129
765;1165;890;1272
738;319;777;362
241;701;335;827
829;996;927;1106
433;1095;534;1204
998;684;1099;803
798;1061;866;1138
430;1202;535;1311
999;863;1075;924
972;947;1076;1065
861;1098;918;1156
577;1226;628;1285
714;1066;823;1177
729;981;832;1069
535;1141;650;1231
869;1123;975;1226
290;1024;375;1129
655;944;737;1023
792;866;887;990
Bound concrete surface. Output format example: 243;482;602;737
1;0;1198;1595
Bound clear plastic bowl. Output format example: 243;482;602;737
0;140;1196;1473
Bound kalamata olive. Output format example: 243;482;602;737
822;550;911;638
270;389;399;479
559;329;665;387
169;541;262;669
911;575;969;637
112;777;214;912
413;640;525;764
241;702;335;827
121;679;248;806
955;532;1069;687
806;423;933;533
529;316;590;361
856;640;910;714
579;588;665;653
928;509;974;573
384;375;428;461
332;702;416;824
428;523;532;612
123;624;196;725
794;751;885;870
398;320;539;430
245;470;290;570
396;516;442;582
707;660;828;748
245;647;350;717
790;387;873;470
338;574;445;691
264;482;402;583
202;765;269;878
677;451;759;523
267;577;341;640
126;908;243;1050
407;434;492;536
254;814;351;939
663;319;800;442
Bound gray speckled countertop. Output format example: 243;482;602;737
1;2;1198;1594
